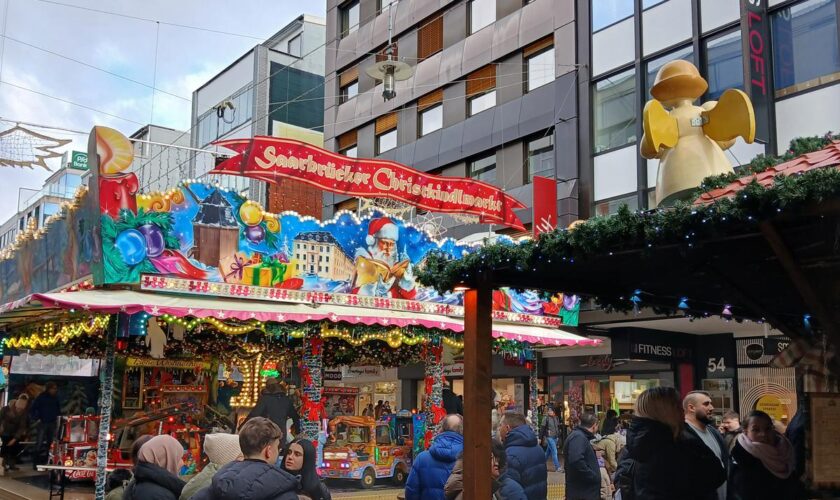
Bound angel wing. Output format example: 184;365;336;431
641;99;678;159
702;89;756;144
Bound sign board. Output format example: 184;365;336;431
763;336;791;355
71;151;88;170
612;329;694;362
343;366;382;379
740;0;773;145
324;370;342;381
443;363;465;377
809;393;840;488
532;176;557;239
10;354;100;377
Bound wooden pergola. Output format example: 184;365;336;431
456;143;840;499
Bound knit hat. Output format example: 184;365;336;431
204;433;242;466
366;218;398;246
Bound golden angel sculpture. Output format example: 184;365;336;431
641;60;756;206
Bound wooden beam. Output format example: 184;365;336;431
463;284;493;500
760;221;840;337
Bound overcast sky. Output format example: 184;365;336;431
0;0;325;221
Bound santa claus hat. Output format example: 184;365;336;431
366;217;399;246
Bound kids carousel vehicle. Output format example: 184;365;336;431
322;414;414;489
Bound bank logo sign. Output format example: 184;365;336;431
71;151;88;170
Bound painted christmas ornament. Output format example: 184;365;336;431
138;223;165;258
239;201;264;226
245;224;266;243
115;229;147;265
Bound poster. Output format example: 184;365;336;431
810;393;840;488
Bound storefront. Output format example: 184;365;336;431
324;366;401;415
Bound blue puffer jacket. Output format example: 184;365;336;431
191;459;299;500
405;431;464;500
504;425;547;500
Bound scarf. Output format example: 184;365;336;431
138;435;185;476
736;432;795;479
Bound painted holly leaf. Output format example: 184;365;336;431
0;125;71;170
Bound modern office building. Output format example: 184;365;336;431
131;124;192;194
190;14;326;216
322;0;839;235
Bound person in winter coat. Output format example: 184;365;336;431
540;407;562;472
180;433;242;500
592;432;622;476
124;435;187;500
30;382;61;466
728;410;801;500
562;412;601;500
601;410;619;436
406;414;464;500
683;391;728;500
192;417;299;500
0;393;29;471
282;438;331;500
616;387;725;500
721;411;742;453
105;469;133;500
596;452;612;500
247;378;300;438
441;382;463;416
498;412;547;500
444;439;527;500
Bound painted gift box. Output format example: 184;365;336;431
242;257;286;287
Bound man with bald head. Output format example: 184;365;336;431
405;414;464;500
683;391;727;500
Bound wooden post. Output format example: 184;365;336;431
463;284;493;500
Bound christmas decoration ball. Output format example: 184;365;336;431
239;201;264;226
245;224;266;243
115;229;147;265
138;223;165;258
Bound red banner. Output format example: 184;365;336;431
532;175;557;239
211;137;526;230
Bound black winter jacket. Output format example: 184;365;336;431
562;426;600;500
247;392;300;435
503;424;547;500
123;461;186;500
191;459;300;500
616;417;725;500
728;441;802;500
442;388;463;416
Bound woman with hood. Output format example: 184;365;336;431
124;434;187;500
180;433;242;500
728;410;801;500
0;393;29;471
615;387;724;500
281;438;331;500
444;439;526;500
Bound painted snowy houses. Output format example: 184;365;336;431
191;189;239;269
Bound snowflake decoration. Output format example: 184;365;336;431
0;125;71;170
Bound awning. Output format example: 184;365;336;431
0;289;598;347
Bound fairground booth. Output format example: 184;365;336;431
0;126;596;495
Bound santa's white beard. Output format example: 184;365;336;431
369;244;397;265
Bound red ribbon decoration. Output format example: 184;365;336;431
212;137;526;231
431;404;446;425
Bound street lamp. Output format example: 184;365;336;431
365;0;413;101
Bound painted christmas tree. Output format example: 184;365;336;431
62;384;89;415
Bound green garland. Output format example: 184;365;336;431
417;141;840;302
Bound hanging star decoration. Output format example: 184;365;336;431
0;125;71;170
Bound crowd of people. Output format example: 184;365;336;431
0;381;63;471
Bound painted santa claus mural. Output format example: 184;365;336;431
352;217;417;299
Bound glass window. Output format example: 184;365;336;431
772;0;840;95
342;146;358;158
527;134;554;182
468;90;496;116
643;0;666;8
527;47;554;92
341;0;360;37
595;193;639;216
376;129;397;154
419;104;443;136
377;0;394;15
287;34;302;57
705;31;743;100
646;46;694;98
340;81;358;104
593;0;633;32
593;69;636;153
469;153;497;183
469;0;495;34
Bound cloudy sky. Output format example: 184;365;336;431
0;0;325;220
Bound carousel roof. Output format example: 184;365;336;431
0;289;597;347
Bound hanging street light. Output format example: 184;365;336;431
365;0;413;101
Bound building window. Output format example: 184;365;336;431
469;153;497;183
595;193;639;216
705;31;743;100
469;0;495;34
419;104;443;136
377;0;395;15
343;146;358;158
287;34;302;57
376;113;398;154
466;65;496;116
592;0;633;32
526;133;554;182
341;0;360;38
593;69;636;153
646;46;694;98
418;14;443;61
339;67;360;104
338;130;358;158
772;0;840;97
524;37;554;92
643;0;666;8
